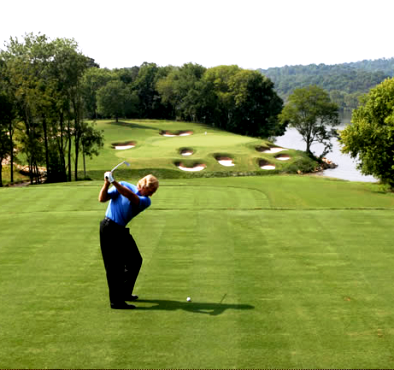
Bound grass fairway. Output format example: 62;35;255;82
1;176;394;368
79;119;315;179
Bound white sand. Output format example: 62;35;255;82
263;147;285;153
177;165;206;172
218;160;235;167
276;156;290;161
115;145;135;150
260;165;276;170
181;152;193;156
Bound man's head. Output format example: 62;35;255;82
137;174;159;197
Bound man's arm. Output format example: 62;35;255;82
111;181;140;206
98;179;111;202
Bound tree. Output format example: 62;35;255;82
156;63;206;121
80;123;104;178
279;85;340;157
227;69;284;137
81;67;113;119
97;80;128;122
133;62;170;118
0;59;16;185
339;78;394;186
0;91;14;186
201;65;284;137
2;33;98;183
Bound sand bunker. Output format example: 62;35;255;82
180;148;194;156
256;146;285;154
111;141;136;150
175;162;206;172
161;130;193;137
275;154;291;161
215;156;235;167
263;147;285;153
259;159;275;170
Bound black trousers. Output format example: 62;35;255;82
99;218;143;304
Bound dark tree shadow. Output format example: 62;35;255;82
135;299;254;316
110;121;161;131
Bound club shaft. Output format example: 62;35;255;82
111;161;125;172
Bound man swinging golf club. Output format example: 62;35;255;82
99;163;159;309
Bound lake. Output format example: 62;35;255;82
274;122;378;183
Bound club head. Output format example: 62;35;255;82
124;161;130;167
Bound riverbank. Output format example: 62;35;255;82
275;126;378;183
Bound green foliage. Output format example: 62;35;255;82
279;85;340;156
81;67;113;119
97;80;128;122
1;33;103;183
340;77;394;187
260;59;392;110
282;155;319;174
93;63;284;139
201;66;284;137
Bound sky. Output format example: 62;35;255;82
1;0;393;70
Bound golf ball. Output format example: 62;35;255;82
186;297;191;302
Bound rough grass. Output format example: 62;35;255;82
1;176;394;368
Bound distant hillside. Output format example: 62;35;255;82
259;58;394;110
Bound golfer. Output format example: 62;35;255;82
99;172;159;309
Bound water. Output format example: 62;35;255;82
274;124;378;183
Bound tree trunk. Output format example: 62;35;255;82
83;147;86;179
67;118;72;182
8;121;13;183
43;115;50;181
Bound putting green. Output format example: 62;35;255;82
152;133;255;148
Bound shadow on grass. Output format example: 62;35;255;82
136;299;254;316
110;121;161;131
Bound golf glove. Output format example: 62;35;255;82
104;171;115;183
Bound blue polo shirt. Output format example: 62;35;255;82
105;181;151;226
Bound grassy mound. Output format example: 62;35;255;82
81;119;317;180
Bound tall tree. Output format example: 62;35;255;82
1;33;53;184
0;91;14;186
227;69;284;137
340;78;394;187
0;58;16;185
80;123;104;178
156;63;206;121
97;80;128;122
279;85;340;157
81;67;113;119
133;62;170;118
2;33;99;183
201;65;284;137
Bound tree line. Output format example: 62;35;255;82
0;33;285;186
0;34;104;185
84;62;284;138
259;60;393;111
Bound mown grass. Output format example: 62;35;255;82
1;176;394;368
80;119;316;180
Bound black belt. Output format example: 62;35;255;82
104;217;124;228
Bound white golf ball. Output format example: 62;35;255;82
186;297;191;302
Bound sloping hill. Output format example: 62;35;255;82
82;119;317;180
259;58;394;108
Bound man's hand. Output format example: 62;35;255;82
104;171;115;183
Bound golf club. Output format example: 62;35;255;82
111;161;130;173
